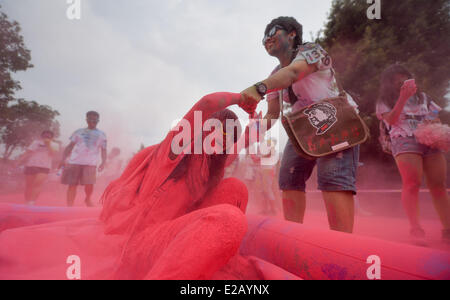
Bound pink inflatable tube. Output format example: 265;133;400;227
240;215;450;280
0;203;100;233
0;204;301;280
1;204;449;280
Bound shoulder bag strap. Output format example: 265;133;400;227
331;68;346;97
279;90;284;119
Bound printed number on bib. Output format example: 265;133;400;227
299;44;329;66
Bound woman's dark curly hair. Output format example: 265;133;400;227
265;16;303;50
378;64;423;109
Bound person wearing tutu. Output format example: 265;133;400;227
376;64;450;243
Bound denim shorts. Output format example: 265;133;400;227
279;141;359;194
391;136;441;158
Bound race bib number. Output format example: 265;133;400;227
298;44;331;67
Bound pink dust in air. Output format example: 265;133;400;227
0;92;448;279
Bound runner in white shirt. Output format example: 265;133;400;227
59;111;107;207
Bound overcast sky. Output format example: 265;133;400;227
2;0;335;156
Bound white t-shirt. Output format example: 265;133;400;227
26;140;58;169
376;93;441;138
266;43;358;113
67;128;107;166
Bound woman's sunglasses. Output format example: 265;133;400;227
262;25;286;45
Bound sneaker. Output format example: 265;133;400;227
410;227;427;246
410;227;426;238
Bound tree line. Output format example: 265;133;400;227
0;5;59;160
319;0;450;162
0;1;449;164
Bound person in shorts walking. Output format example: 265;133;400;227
17;130;59;205
59;111;107;207
376;64;449;243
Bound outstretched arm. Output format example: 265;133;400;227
241;60;317;106
168;92;242;160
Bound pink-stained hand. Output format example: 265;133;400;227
400;79;417;101
239;86;263;115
